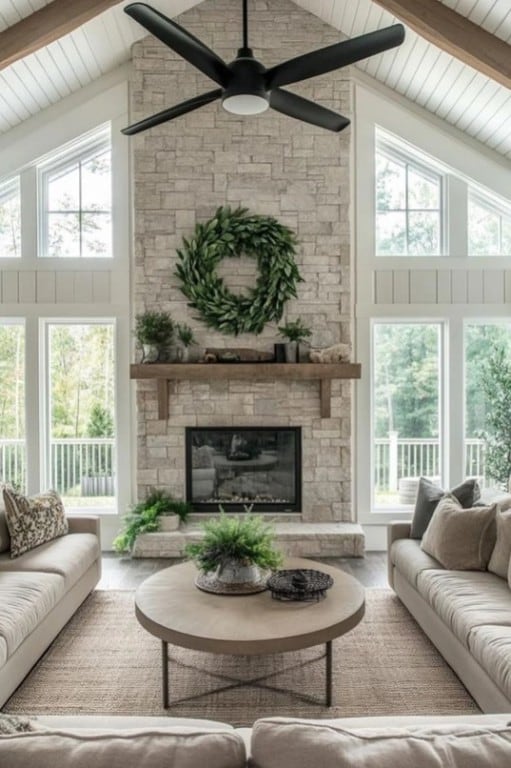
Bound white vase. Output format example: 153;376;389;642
216;558;260;584
142;344;160;363
158;515;180;531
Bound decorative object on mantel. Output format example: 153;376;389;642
176;323;198;362
134;310;175;363
309;343;351;364
175;206;303;335
278;318;312;363
267;568;334;602
204;347;274;363
113;490;191;553
121;1;404;136
186;505;283;595
130;362;362;420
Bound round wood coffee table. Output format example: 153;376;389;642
135;557;365;708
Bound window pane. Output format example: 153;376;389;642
468;198;500;255
81;149;111;211
82;212;111;257
48;323;115;510
465;324;511;487
373;323;441;507
407;167;440;210
47;213;80;257
407;211;440;255
0;178;21;258
0;324;25;489
501;218;511;255
376;211;406;255
47;164;80;211
376;153;406;211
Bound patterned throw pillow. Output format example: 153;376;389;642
2;487;68;558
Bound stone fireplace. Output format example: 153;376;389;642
130;0;364;557
186;427;301;512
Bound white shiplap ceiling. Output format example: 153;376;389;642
0;0;510;159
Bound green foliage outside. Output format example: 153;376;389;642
185;507;283;573
0;325;24;439
87;403;114;438
0;181;21;258
113;489;192;553
478;344;511;487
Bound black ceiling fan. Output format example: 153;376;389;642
122;1;405;136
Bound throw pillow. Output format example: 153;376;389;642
488;509;511;579
421;494;496;570
410;477;480;539
3;488;68;559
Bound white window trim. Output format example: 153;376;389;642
38;128;111;260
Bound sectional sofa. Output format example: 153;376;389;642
388;520;511;712
0;508;101;707
1;713;511;767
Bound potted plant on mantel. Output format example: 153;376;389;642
185;506;283;590
176;323;198;363
278;318;312;363
113;490;191;553
135;310;175;363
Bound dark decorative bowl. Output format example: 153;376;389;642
267;568;333;602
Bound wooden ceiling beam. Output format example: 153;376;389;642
372;0;511;90
0;0;122;71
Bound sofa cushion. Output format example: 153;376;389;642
416;569;511;648
469;625;511;702
3;488;68;558
0;726;246;768
421;495;496;570
488;509;511;579
0;533;99;591
0;571;65;658
0;636;7;668
250;718;511;768
390;539;442;588
410;477;480;539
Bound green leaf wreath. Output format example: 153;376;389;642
175;206;303;335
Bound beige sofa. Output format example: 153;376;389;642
1;714;511;767
389;521;511;713
0;509;101;708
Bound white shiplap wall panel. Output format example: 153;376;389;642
36;272;55;303
18;270;35;302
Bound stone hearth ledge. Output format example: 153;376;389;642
132;522;365;558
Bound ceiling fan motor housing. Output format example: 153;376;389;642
222;50;270;113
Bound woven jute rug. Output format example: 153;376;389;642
4;589;479;725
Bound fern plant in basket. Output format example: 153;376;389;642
185;506;283;586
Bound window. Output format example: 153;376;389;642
46;322;116;510
468;191;511;256
373;322;443;507
375;135;443;256
465;323;511;487
0;177;21;258
39;130;112;258
0;322;25;489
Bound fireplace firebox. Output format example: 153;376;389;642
185;427;301;512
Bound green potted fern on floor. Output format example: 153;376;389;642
113;490;191;553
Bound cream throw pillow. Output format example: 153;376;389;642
488;509;511;579
3;487;68;558
421;494;496;570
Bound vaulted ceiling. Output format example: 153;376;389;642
0;0;510;160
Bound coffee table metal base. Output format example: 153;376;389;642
161;639;333;708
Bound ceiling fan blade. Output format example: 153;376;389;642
266;24;405;89
121;89;223;135
270;89;350;133
125;3;231;87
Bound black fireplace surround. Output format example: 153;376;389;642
185;427;301;512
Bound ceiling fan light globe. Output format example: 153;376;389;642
222;93;269;115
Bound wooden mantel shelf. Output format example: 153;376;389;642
130;362;362;420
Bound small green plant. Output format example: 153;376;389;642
278;318;312;343
113;489;191;553
134;311;175;346
176;323;197;347
185;506;283;573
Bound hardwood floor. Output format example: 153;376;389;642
97;552;389;590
